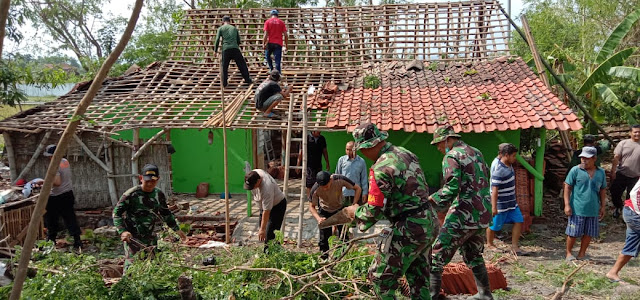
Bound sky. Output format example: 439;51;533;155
5;0;527;60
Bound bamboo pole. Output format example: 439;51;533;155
131;129;168;161
131;128;140;187
2;132;17;182
219;61;230;244
281;94;296;235
521;15;573;160
9;1;144;298
14;131;51;184
500;8;614;145
297;94;308;248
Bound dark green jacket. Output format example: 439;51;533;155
214;24;241;53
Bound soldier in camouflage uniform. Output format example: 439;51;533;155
428;125;494;300
113;164;186;263
344;123;439;300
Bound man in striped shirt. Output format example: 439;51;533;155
486;143;526;255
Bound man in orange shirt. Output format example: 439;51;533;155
263;9;288;73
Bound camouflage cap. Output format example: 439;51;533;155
352;122;388;150
430;125;461;145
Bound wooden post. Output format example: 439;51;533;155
131;128;140;187
105;143;119;206
219;62;230;244
15;131;51;183
282;94;296;235
9;1;144;298
534;128;546;216
2;132;17;182
131;129;168;161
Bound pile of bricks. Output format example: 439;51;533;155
441;262;508;295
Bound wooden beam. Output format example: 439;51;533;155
105;143;119;205
131;128;140;186
2;132;17;182
15;131;51;183
73;134;109;172
131;129;168;161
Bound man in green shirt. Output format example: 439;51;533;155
214;16;252;87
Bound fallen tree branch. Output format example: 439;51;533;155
223;266;294;297
550;261;588;300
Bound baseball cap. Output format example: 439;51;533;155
141;164;160;180
244;171;260;190
269;70;281;81
583;134;596;144
431;125;461;145
579;146;597;158
352;122;389;151
316;171;331;186
43;144;56;157
270;9;279;15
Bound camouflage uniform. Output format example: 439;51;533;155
112;186;180;259
429;125;493;300
352;123;439;300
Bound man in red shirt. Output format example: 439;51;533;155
263;9;288;73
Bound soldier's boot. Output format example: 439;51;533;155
73;235;82;249
429;272;443;300
467;265;494;300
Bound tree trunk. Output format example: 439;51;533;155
0;0;11;58
8;0;145;299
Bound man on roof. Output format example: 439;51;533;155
214;16;253;87
254;70;292;119
263;9;288;73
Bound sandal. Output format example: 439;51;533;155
263;112;281;119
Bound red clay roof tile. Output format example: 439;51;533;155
320;58;581;133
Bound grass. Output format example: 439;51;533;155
493;287;521;299
26;96;57;102
532;262;617;296
0;104;35;148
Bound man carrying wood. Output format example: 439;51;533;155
243;169;287;249
113;164;186;265
214;16;252;87
309;170;361;260
343;122;438;300
428;125;494;300
39;144;82;250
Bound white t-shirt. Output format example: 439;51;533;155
251;169;285;211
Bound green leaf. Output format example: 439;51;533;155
595;83;637;124
608;66;640;82
576;48;636;95
595;8;640;64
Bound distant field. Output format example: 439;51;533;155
27;96;57;102
0;104;35;148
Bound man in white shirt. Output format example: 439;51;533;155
244;169;287;245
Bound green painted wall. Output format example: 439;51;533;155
117;128;251;194
321;129;521;188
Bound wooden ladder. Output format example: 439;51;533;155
281;92;308;248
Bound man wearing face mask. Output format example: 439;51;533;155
428;125;493;300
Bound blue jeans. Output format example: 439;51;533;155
265;43;282;73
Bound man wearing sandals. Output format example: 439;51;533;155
113;164;186;265
254;70;291;119
564;146;607;262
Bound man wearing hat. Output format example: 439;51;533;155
308;170;361;259
113;164;186;263
40;144;82;250
243;169;287;245
254;70;292;118
263;9;288;73
567;134;608;173
343;122;438;299
428;125;493;300
564;146;607;261
214;16;253;87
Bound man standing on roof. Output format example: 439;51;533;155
254;70;292;119
309;171;361;260
214;16;253;87
113;164;186;265
428;125;494;300
343;122;438;299
40;144;82;250
263;9;288;73
610;125;640;218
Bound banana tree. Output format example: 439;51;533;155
576;8;640;128
594;66;640;124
